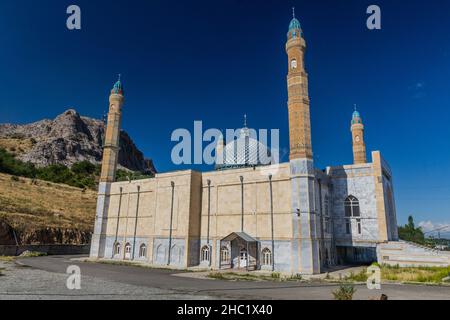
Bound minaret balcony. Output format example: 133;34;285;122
286;37;305;50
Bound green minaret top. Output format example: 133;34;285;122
352;105;362;125
112;74;124;95
289;7;301;31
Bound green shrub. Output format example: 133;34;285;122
371;262;381;268
71;161;97;175
207;272;227;280
332;285;356;300
0;148;37;177
271;272;281;279
287;273;303;281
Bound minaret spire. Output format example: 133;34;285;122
351;106;367;164
100;77;125;182
243;114;247;127
292;7;295;19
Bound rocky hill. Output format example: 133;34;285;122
0;109;156;174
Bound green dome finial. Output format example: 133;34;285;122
352;104;362;124
289;7;301;31
112;74;124;95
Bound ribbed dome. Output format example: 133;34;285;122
215;127;272;170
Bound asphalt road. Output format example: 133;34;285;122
15;255;450;300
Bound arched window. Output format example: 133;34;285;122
170;245;182;264
201;246;210;262
139;244;147;258
344;195;360;217
220;246;230;263
113;242;121;257
291;59;297;70
124;242;132;259
156;244;165;264
262;248;272;266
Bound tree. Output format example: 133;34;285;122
71;161;96;175
398;215;425;244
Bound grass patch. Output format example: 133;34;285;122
0;172;96;233
18;251;47;258
92;259;193;272
207;271;304;282
208;272;267;281
0;256;16;262
345;269;369;282
343;264;450;284
381;264;450;284
286;273;303;281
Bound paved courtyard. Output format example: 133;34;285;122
0;255;449;300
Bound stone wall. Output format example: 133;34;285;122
377;241;450;267
328;163;379;247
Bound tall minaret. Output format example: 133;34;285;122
90;76;124;259
286;9;320;275
351;106;367;164
286;8;312;160
100;75;124;182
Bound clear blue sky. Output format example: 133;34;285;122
0;0;449;229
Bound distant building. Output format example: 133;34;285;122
435;244;448;251
89;11;401;274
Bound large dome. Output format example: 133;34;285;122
215;126;272;170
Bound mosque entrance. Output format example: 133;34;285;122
239;248;248;268
220;232;259;271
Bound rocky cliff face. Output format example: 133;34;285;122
0;220;90;245
0;109;156;174
0;221;16;245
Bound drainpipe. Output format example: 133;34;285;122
269;174;275;272
113;187;123;258
240;176;244;232
132;185;140;260
318;179;325;269
167;181;175;266
207;179;211;266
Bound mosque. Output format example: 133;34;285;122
89;11;400;274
